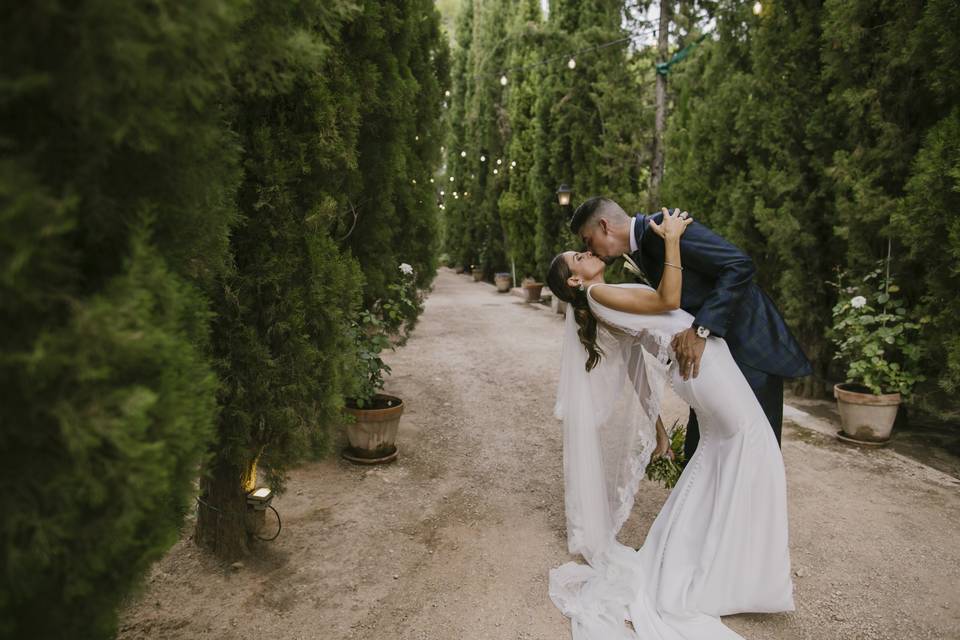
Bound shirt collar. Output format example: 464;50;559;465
629;215;639;253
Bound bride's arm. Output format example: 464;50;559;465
590;208;689;314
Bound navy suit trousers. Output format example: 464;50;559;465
683;359;785;461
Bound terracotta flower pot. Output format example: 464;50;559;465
343;393;403;463
494;273;512;293
522;282;544;303
833;383;901;443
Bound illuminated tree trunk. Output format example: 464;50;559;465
650;0;672;208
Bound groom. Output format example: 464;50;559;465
570;197;812;460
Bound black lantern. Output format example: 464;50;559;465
556;184;572;207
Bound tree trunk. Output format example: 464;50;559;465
194;458;249;560
649;0;672;209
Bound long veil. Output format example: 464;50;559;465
549;284;691;637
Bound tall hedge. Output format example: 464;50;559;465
0;2;241;637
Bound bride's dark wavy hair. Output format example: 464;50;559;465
547;253;604;372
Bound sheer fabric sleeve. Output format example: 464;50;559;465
552;286;690;566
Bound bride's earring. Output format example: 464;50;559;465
578;281;585;292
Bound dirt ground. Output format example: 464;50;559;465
118;268;960;640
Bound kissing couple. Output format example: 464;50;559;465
545;198;812;639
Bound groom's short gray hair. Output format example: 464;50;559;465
569;197;629;234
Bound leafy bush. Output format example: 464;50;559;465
828;263;925;396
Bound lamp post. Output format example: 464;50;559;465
556;184;572;207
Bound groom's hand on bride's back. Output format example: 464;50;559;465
672;327;706;380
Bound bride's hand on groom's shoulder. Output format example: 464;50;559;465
649;207;693;241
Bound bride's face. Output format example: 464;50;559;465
564;250;605;286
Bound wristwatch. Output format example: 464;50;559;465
695;324;711;339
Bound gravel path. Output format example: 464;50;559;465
119;267;960;640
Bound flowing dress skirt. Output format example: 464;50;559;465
549;337;794;640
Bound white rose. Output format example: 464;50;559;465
399;263;413;275
850;295;867;309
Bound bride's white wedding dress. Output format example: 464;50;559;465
549;283;793;640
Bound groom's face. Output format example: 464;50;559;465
579;217;623;263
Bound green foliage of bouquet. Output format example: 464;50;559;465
645;420;687;489
828;262;926;396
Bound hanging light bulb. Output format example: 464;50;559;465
464;191;469;197
568;57;576;69
470;173;475;179
454;192;459;198
460;150;466;158
415;135;419;141
496;158;502;165
439;203;445;209
445;89;451;97
510;160;517;168
449;176;455;182
500;75;508;86
429;178;434;184
493;168;499;175
411;179;417;184
480;155;486;162
440;190;445;195
752;1;762;15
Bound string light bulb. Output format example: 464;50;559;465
568;57;576;69
440;190;445;195
480;155;486;162
445;90;451;97
510;160;517;168
496;158;502;165
429;178;434;184
449;176;455;182
500;75;508;86
460;151;466;157
411;179;417;184
753;1;762;15
493;168;499;174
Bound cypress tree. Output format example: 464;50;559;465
0;2;241;636
194;0;364;560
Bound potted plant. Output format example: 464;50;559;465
494;272;512;293
343;263;423;464
521;276;544;303
828;262;925;444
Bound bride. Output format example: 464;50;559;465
545;209;794;640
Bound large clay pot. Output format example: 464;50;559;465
472;268;484;282
834;383;901;443
494;273;512;293
522;282;544;303
343;393;403;463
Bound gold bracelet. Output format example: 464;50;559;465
664;261;683;271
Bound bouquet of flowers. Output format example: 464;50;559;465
645;419;686;488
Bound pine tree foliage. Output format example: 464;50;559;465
1;0;449;633
0;2;241;637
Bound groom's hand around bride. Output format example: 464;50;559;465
672;328;706;380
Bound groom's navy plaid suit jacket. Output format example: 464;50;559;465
632;211;812;379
